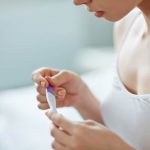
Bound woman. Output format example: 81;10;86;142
32;0;150;149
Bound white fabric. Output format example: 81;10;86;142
101;65;150;150
101;9;150;150
0;67;113;150
0;87;82;150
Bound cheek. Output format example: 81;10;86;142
104;0;142;22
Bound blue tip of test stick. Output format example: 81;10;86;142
47;86;54;94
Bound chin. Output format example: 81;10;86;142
103;11;131;22
104;17;122;22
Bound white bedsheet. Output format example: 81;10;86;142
0;68;113;150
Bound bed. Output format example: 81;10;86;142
0;65;113;150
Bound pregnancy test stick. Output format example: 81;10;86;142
46;86;57;113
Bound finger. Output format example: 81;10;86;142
46;71;72;87
55;99;65;108
44;69;59;77
38;103;49;110
36;87;66;105
54;87;66;99
52;140;66;150
37;84;66;98
36;94;47;103
51;125;71;146
32;72;49;88
36;86;46;96
36;93;65;108
56;94;76;107
45;76;56;87
37;101;64;111
83;120;96;126
46;111;74;134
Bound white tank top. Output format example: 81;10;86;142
101;9;150;150
101;65;150;150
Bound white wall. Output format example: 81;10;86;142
0;0;113;90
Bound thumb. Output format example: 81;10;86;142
54;87;66;99
46;71;70;87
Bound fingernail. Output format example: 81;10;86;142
58;89;66;96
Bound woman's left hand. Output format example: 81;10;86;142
46;111;134;150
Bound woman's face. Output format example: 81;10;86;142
73;0;143;21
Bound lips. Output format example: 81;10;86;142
84;5;105;18
94;11;105;18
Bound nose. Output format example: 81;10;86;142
73;0;91;5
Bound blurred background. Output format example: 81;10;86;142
0;0;113;90
0;0;114;150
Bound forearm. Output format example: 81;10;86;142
110;132;136;150
74;83;104;124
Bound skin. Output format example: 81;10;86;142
32;0;150;149
32;68;103;123
46;111;134;150
74;0;143;21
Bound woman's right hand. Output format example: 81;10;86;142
32;67;87;110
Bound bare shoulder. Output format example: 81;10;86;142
114;8;141;50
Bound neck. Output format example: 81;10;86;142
138;0;150;33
